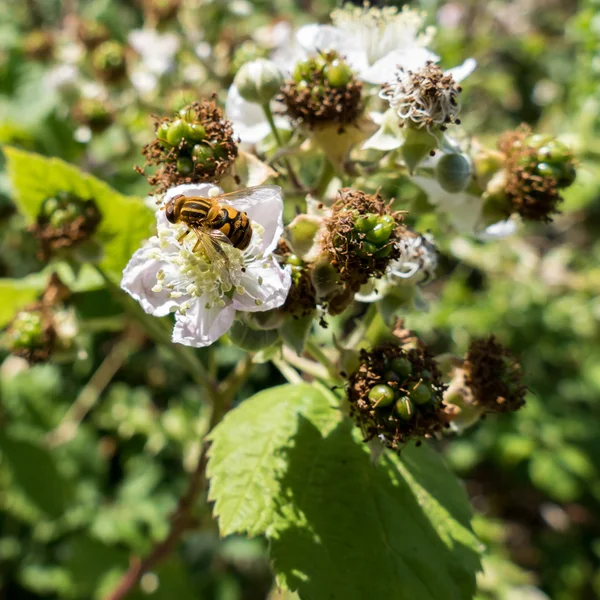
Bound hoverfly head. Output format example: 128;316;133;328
165;194;185;224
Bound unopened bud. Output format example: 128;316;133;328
284;214;322;261
234;59;284;105
229;320;279;351
310;253;341;299
435;152;472;193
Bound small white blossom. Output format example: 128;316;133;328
297;5;438;84
121;183;291;348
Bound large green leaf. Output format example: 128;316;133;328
207;384;482;600
3;146;154;280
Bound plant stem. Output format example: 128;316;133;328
304;340;344;385
261;102;303;190
346;303;378;349
314;157;336;198
281;346;330;382
272;356;303;384
104;353;253;600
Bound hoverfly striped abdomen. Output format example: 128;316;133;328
179;198;213;225
213;206;252;250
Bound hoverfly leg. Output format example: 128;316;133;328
178;229;191;244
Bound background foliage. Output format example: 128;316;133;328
1;0;599;599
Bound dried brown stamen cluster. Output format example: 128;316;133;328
347;343;448;450
463;335;526;413
381;61;462;131
30;192;102;260
136;99;238;195
499;125;575;222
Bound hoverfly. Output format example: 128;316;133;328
164;185;281;269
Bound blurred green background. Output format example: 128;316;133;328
1;0;600;599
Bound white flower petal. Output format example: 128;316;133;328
226;84;289;145
121;244;182;317
296;24;344;55
172;301;236;348
232;256;291;312
128;29;179;76
363;48;438;84
446;57;477;83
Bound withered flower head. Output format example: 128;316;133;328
463;335;526;414
381;61;462;131
499;125;576;222
347;343;448;450
91;40;128;84
275;240;317;318
137;99;238;195
319;188;405;313
30;191;102;260
280;51;363;131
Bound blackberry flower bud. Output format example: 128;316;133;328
30;191;102;260
137;99;238;195
499;125;576;222
235;59;284;105
229;319;279;351
347;343;448;450
435;151;472;193
280;51;363;130
91;40;128;84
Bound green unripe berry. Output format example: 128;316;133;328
166;119;191;146
365;222;394;245
296;80;309;92
535;162;562;180
538;140;570;162
157;122;171;143
177;156;194;175
324;59;352;88
395;396;414;420
354;213;379;233
311;85;324;98
10;311;44;349
389;357;412;377
375;245;393;258
192;144;215;167
527;134;552;149
41;197;60;218
212;143;227;159
288;254;303;267
411;383;433;405
368;384;396;407
380;214;395;226
50;209;69;228
179;106;195;122
187;122;206;143
435;152;472;193
361;241;378;256
558;163;576;188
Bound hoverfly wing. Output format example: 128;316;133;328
189;226;232;274
213;185;282;209
209;229;233;246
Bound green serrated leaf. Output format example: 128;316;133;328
3;146;154;280
0;273;47;327
208;384;482;600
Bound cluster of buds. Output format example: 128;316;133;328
493;126;576;222
137;100;238;194
76;19;111;51
30;191;102;259
443;336;526;432
280;51;363;130
4;275;76;364
347;342;447;450
72;97;114;134
91;40;128;84
275;241;317;319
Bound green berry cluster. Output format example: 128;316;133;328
519;134;576;189
347;344;447;450
139;100;238;193
8;310;45;351
367;356;438;422
353;212;396;258
292;52;353;91
40;192;93;228
281;51;362;128
156;107;217;175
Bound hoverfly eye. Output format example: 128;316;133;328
165;202;176;224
